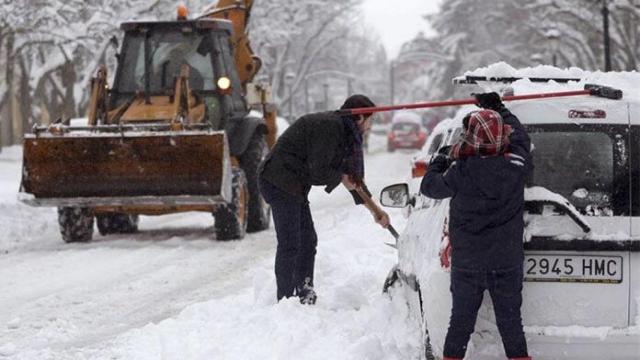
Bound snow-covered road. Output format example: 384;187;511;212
0;137;423;360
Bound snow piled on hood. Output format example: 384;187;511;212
463;62;640;102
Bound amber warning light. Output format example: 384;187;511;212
177;4;189;20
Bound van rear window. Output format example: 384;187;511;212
528;132;613;214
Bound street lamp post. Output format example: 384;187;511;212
304;78;309;113
323;83;329;111
602;0;611;71
389;60;395;106
545;28;561;67
285;71;296;121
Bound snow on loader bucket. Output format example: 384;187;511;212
18;124;250;243
21;125;232;207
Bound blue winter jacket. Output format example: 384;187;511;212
421;108;533;270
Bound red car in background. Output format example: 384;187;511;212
387;112;428;152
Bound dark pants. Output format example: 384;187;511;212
259;178;318;300
443;265;528;359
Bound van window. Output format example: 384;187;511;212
427;133;444;155
528;131;618;215
392;122;420;133
449;128;463;145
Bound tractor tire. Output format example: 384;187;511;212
240;131;271;233
96;213;139;236
214;168;248;241
58;207;94;243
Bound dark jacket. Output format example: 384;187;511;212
260;111;361;202
421;108;533;270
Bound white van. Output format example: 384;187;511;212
380;69;640;359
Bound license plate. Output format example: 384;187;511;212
524;254;623;284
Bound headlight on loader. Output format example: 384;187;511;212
217;77;231;91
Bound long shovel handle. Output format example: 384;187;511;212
354;187;399;241
340;85;622;116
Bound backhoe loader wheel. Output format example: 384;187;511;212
214;168;248;241
58;207;94;243
96;213;139;236
240;132;271;233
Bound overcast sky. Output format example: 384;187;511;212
362;0;441;59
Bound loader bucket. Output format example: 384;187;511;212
20;130;232;207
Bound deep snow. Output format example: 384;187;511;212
0;136;423;360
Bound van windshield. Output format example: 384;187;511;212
528;131;614;215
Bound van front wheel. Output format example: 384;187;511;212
383;267;435;360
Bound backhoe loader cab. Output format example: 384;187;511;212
20;17;273;243
112;20;247;127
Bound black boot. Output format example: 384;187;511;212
296;277;317;305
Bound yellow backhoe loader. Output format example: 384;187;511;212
20;1;277;242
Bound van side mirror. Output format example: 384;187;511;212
380;183;412;208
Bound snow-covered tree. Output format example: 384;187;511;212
0;0;386;145
0;0;177;145
418;0;639;114
249;0;366;113
529;0;640;71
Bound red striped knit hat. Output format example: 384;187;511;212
449;110;512;160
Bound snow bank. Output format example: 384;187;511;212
525;324;640;340
1;142;421;359
104;287;421;360
0;146;58;254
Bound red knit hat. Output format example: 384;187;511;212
450;110;512;159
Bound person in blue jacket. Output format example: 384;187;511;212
421;93;533;360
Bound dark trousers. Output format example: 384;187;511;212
259;178;318;300
443;265;528;359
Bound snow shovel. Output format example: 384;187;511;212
353;187;400;248
338;84;623;116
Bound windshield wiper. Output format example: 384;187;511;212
525;186;592;233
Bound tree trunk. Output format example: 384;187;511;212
2;32;15;146
18;56;32;137
61;60;77;119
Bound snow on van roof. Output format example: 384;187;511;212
464;62;586;79
463;62;640;102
